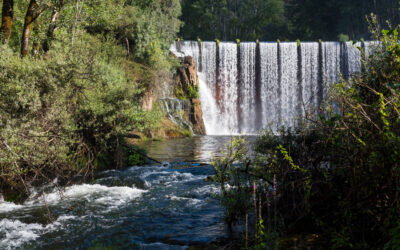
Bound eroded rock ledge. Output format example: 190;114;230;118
174;56;206;135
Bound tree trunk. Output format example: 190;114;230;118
21;0;40;57
125;37;130;57
43;0;64;52
71;0;83;46
32;14;41;57
1;0;14;44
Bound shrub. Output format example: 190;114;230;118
0;32;162;197
338;33;350;42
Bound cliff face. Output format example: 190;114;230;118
175;56;206;135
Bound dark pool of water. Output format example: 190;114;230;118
138;135;257;163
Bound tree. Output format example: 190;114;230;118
43;0;64;52
1;0;14;43
180;0;284;41
285;0;400;40
21;0;41;57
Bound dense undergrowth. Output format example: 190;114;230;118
211;17;400;249
0;0;181;201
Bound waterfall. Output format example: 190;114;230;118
174;41;201;68
322;42;341;90
300;42;320;116
171;40;372;135
280;43;300;128
199;42;219;134
217;43;239;134
260;43;279;131
346;41;362;77
364;41;379;58
239;42;257;133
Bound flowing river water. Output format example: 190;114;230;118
0;136;255;249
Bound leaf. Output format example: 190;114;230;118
382;29;389;36
388;81;400;89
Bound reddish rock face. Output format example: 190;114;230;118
175;56;199;96
190;99;206;135
175;56;206;135
141;89;153;111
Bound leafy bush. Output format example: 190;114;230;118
210;138;252;224
175;83;199;100
338;33;350;42
0;32;162;197
124;146;148;166
0;0;181;198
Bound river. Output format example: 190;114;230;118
0;136;255;249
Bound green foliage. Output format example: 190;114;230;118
174;83;199;100
182;129;193;138
210;137;252;223
5;0;181;71
124;146;147;166
338;33;350;42
274;23;400;247
0;0;180;197
187;85;199;99
0;32;162;191
255;219;280;250
215;39;220;47
180;0;400;41
114;0;182;70
180;0;285;41
385;221;400;250
286;0;400;41
209;136;286;247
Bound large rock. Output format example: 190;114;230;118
190;99;206;134
174;56;206;135
175;56;198;97
141;89;153;111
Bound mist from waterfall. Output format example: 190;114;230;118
171;41;378;135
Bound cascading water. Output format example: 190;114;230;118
346;41;362;76
322;42;341;93
280;42;300;128
198;42;220;134
174;41;201;68
171;40;373;135
364;41;379;58
217;43;240;133
159;98;193;132
301;42;320;116
239;42;257;133
259;43;279;131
